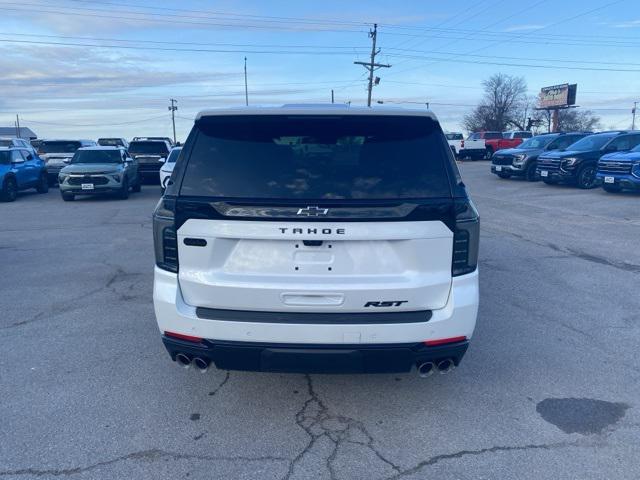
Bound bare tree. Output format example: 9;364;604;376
531;108;601;132
463;73;528;132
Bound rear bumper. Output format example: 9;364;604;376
459;148;486;157
161;336;469;373
153;267;479;372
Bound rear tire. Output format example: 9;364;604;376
118;177;129;199
602;184;622;193
36;173;49;193
61;192;74;202
1;177;18;202
576;164;597;189
483;148;493;160
525;162;538;182
131;179;141;193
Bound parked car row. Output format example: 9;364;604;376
447;130;532;160
1;135;182;202
490;130;640;192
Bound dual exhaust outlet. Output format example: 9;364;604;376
417;359;455;377
175;353;210;373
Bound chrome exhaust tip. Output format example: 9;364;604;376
175;353;191;369
436;358;455;374
192;357;210;373
417;362;435;378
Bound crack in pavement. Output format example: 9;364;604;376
483;226;640;274
1;265;145;330
383;440;582;479
283;374;401;480
0;448;290;477
208;371;231;397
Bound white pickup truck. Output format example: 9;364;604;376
446;133;487;160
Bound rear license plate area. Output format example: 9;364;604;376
262;348;363;373
604;176;615;184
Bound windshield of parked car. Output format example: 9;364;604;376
166;148;182;163
71;150;122;164
517;136;556;149
0;151;11;164
566;134;617;152
129;141;168;155
181;115;453;199
40;141;82;153
445;133;463;140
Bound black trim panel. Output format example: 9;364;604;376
161;337;469;374
195;307;432;324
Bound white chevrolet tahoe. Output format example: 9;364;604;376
153;104;479;376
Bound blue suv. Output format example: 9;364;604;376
537;131;640;189
596;143;640;193
0;147;49;202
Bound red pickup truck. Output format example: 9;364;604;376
469;131;532;158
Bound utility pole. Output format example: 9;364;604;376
354;23;391;107
168;99;178;144
331;89;334;104
633;102;637;130
244;57;249;106
15;114;21;138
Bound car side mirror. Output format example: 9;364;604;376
26;154;33;160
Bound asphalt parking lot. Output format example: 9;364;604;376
1;162;639;479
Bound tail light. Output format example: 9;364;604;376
153;197;179;272
452;199;479;276
460;139;465;149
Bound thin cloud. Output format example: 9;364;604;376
504;24;547;32
610;19;640;28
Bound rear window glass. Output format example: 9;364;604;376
40;141;82;153
181;115;452;199
484;132;503;139
0;140;13;147
129;141;169;155
98;138;125;147
445;133;463;140
166;148;182;163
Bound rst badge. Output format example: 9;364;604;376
364;301;408;307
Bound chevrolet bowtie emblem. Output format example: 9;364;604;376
296;206;329;217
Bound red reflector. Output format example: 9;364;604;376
423;336;466;347
165;331;203;343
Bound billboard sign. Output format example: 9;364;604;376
539;84;577;108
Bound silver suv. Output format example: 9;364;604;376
58;146;141;201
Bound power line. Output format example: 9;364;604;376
388;0;627;77
21;114;171;127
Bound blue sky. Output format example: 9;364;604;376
1;0;639;140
